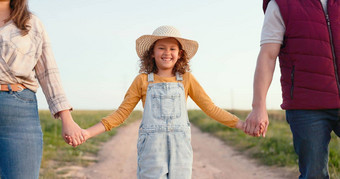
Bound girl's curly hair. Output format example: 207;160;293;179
139;39;190;75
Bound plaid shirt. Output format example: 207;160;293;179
0;15;72;118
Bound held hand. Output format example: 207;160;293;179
67;121;107;147
235;120;246;131
62;120;85;147
59;110;86;147
245;108;269;137
66;129;90;147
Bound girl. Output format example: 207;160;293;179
74;25;244;178
0;0;85;178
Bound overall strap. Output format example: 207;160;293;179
176;72;183;81
148;72;154;82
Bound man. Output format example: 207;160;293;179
245;0;340;178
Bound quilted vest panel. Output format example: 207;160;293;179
263;0;340;109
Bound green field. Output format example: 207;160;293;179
188;109;340;178
39;110;142;178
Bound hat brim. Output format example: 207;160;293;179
136;35;199;60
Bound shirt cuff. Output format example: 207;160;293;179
229;115;240;128
101;119;112;131
48;99;73;119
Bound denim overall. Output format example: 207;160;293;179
137;73;193;179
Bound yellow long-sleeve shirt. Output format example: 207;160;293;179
101;72;239;131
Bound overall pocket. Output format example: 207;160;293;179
137;134;148;156
151;94;181;119
180;131;193;155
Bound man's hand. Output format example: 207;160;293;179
245;108;269;137
245;43;279;137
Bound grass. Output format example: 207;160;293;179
39;110;142;178
188;109;340;178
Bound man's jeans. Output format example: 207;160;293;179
286;109;340;179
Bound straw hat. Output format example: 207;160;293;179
136;25;199;60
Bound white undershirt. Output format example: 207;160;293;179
260;0;328;45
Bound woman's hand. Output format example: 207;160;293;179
58;110;86;147
66;129;90;147
66;121;107;147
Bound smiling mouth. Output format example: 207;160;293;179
161;57;172;62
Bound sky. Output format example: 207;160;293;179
28;0;282;111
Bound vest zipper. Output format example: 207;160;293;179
325;11;340;96
290;65;295;99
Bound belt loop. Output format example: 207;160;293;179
7;84;13;94
17;85;24;92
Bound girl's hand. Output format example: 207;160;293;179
58;110;86;147
81;129;91;141
66;129;90;147
245;108;269;137
67;121;107;147
235;120;245;131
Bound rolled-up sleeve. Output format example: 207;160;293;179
35;22;72;118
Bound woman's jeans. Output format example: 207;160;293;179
0;89;43;179
286;109;340;179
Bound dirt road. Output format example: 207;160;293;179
73;120;298;179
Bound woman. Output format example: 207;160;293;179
0;0;84;178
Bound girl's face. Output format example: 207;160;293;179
153;38;181;74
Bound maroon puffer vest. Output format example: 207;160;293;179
263;0;340;109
